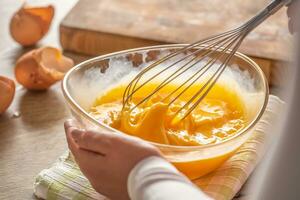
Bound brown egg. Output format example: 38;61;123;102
0;76;15;114
9;5;54;46
15;47;74;90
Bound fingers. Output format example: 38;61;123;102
68;139;106;179
64;119;79;154
64;119;112;155
71;129;112;155
64;119;105;170
74;148;104;169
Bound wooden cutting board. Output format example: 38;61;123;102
59;0;292;61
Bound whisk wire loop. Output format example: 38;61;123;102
128;30;243;110
122;0;290;120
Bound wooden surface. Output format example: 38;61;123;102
0;1;80;199
0;84;69;199
60;0;292;61
59;0;291;86
0;0;287;200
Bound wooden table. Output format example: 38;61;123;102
0;1;84;199
0;0;275;199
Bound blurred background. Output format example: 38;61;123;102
0;0;292;96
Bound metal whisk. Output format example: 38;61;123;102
122;0;291;120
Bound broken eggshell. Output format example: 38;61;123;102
9;5;54;46
15;47;74;90
0;76;16;114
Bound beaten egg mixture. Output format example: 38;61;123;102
90;82;246;146
89;81;247;178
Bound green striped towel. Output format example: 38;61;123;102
34;95;284;200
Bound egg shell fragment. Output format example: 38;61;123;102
9;5;54;46
0;76;16;114
15;47;74;90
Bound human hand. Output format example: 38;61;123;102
64;119;162;200
287;0;300;33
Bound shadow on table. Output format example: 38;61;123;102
19;84;69;129
0;45;37;61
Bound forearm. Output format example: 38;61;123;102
128;156;211;200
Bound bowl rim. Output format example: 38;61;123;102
62;44;269;150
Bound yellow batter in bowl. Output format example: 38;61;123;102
89;79;247;179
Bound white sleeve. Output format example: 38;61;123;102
127;156;212;200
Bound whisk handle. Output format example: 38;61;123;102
266;0;292;14
246;0;292;32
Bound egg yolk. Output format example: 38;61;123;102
90;82;246;146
